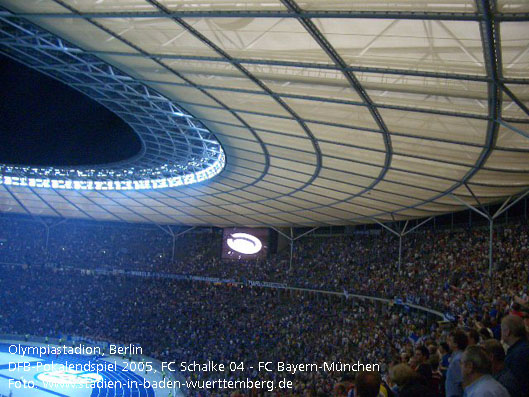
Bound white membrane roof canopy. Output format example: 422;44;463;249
0;0;528;227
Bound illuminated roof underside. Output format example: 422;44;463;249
0;16;225;191
0;0;527;227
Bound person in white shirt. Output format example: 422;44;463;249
461;345;509;397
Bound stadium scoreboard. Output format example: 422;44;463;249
221;228;269;260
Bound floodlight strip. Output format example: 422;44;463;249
0;153;225;191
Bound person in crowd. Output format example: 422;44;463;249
388;363;432;396
340;373;356;397
478;327;493;341
334;383;349;397
413;345;432;384
510;303;525;318
482;339;520;397
427;343;440;369
523;311;529;335
355;371;381;397
439;341;451;379
446;329;468;397
461;345;509;397
467;329;480;346
501;315;529;397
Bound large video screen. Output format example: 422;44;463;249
222;228;269;260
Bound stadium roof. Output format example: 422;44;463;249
0;0;528;227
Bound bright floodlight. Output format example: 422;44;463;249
0;16;225;191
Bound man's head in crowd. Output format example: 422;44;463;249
414;345;429;365
461;345;492;386
427;343;438;357
481;339;506;374
467;328;480;346
388;364;415;389
438;341;450;356
501;315;527;346
479;327;493;341
333;383;348;397
355;371;381;397
449;328;469;352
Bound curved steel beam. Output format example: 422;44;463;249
142;0;324;200
281;0;393;207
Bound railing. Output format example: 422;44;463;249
0;262;445;319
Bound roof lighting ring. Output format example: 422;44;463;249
0;16;225;191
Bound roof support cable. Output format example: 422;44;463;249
501;83;529;119
449;186;529;296
369;216;433;273
270;226;318;272
496;119;529;139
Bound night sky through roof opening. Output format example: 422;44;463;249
0;54;142;167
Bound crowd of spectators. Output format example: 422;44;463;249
0;216;219;270
0;265;431;395
2;216;527;319
1;214;528;396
